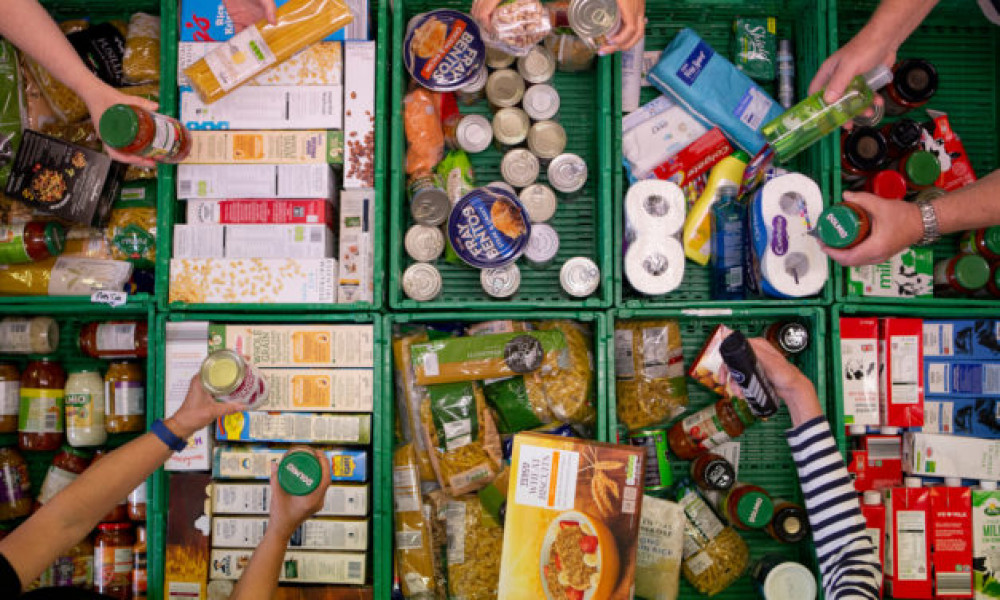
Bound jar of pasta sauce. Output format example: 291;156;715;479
960;227;1000;263
200;349;268;409
79;321;149;360
0;362;20;433
723;482;775;530
105;362;145;434
19;358;66;451
934;254;990;296
668;397;755;460
94;522;134;599
0;444;32;520
92;448;129;523
37;444;92;505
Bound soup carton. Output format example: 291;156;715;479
885;479;932;599
879;318;924;427
930;484;973;598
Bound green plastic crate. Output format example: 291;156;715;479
387;0;615;310
155;0;389;313
832;0;1000;306
615;0;834;309
151;311;388;600
610;306;828;599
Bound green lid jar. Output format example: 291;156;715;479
960;226;1000;262
901;150;941;189
725;482;775;530
934;254;990;295
278;450;323;496
99;105;141;150
816;203;871;249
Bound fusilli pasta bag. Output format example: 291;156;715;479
393;444;440;599
444;495;503;600
534;320;596;427
614;320;689;431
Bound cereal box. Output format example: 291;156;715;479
209;549;366;584
182;130;343;164
337;188;374;303
211;483;368;516
498;433;645;600
256;369;374;412
186;198;336;226
168;258;338;304
212;446;368;482
180;86;343;130
343;41;375;188
178;42;344;87
165;472;212;600
176;164;335;199
687;325;743;399
208;323;374;368
216;412;371;444
211;517;369;550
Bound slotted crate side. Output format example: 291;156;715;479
609;306;828;599
155;0;389;313
615;0;834;308
388;0;614;310
832;0;1000;305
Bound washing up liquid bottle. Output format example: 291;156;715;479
762;64;894;163
684;151;750;265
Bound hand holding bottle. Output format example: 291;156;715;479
746;338;822;427
819;190;924;267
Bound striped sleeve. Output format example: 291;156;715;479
786;416;882;600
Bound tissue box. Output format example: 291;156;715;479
176;164;335;199
181;86;343;130
212;446;368;482
847;247;934;298
207;323;374;368
215;412;371;444
622;95;707;179
211;482;369;516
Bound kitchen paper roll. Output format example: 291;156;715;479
625;236;685;295
625;179;686;238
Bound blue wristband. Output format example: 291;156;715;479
151;419;187;452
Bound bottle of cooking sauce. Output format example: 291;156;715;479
722;482;775;530
899;150;941;192
882;118;924;158
0;363;20;433
767;499;810;543
79;321;149;360
690;452;736;492
0;444;32;520
91;448;129;523
668;397;755;460
128;479;147;522
105;362;145;434
94;522;134;599
65;365;107;447
99;104;191;164
883;58;939;116
865;170;908;200
980;263;1000;299
0;316;59;354
935;254;991;296
816;202;872;250
68;538;94;589
0;221;66;265
764;321;810;357
37;445;91;505
841;126;888;183
19;358;66;451
132;525;146;600
960;227;1000;262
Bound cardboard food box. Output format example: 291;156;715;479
209;549;367;584
886;483;933;599
926;360;1000;398
165;472;212;600
257;368;374;412
847;248;934;298
973;399;1000;439
211;517;369;551
921;397;976;436
215;412;371;445
164;321;213;471
923;110;976;192
271;587;372;600
840;317;881;430
903;433;1000;481
176;164;335;199
181;85;343;130
687;324;743;399
208;323;375;368
972;484;1000;599
183;130;343;164
880;318;924;428
849;434;903;492
924;319;1000;361
186;198;336;226
336;188;374;304
212;446;368;482
860;491;886;598
178;42;344;87
179;0;369;42
168;258;338;304
211;482;369;516
498;433;645;600
173;224;335;259
342;41;375;189
172;224;225;258
929;486;973;598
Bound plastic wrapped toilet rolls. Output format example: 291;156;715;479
624;180;686;295
625;237;686;295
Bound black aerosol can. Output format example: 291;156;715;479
720;331;781;419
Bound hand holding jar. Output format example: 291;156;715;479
268;447;331;538
164;374;248;441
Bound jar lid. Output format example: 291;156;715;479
953;254;990;290
68;362;102;374
703;458;735;490
278;450;323;496
870;170;907;200
98;105;140;149
904;151;941;187
734;490;774;528
982;227;1000;255
763;562;818;600
843;127;888;172
98;522;132;531
817;204;865;249
892;59;939;104
888;119;924;150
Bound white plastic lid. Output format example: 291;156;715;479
880;426;901;435
849;425;868;436
905;477;923;488
764;562;818;600
944;478;962;487
863;490;882;506
981;481;998;491
864;64;894;91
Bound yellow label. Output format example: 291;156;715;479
232;134;264;160
291;331;332;364
291;374;332;408
220;413;246;438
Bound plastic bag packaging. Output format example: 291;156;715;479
184;0;353;104
676;480;748;596
636;495;685;600
404;88;445;176
40;121;100;151
117;83;160;101
0;195;34;225
107;181;157;267
63;227;112;260
481;0;551;57
0;257;132;296
535;320;596;427
67;22;126;87
0;40;23;189
20;57;57;130
24;58;88;123
123;13;161;84
544;32;595;72
615;320;689;431
58;19;90;35
443;495;503;600
424;489;450;599
688;324;744;399
731;18;777;81
410;330;567;386
393;444;440;600
394;327;439;483
483;373;555;434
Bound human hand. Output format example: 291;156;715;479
268;447;331;538
471;0;503;30
748;338;823;425
165;374;246;439
223;0;278;32
81;84;160;168
821;191;924;267
809;27;897;104
601;0;645;54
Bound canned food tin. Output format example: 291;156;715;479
501;148;540;189
527;120;567;162
402;263;443;302
519;183;557;223
447;187;531;269
523;223;560;267
547;153;588;194
487;181;517;196
486;69;525;110
485;46;516;69
626;428;674;492
201;349;269;409
522;84;561;121
516;45;557;84
493;107;531;150
404;224;446;262
455;115;493;154
568;0;621;49
456;65;488;105
481;263;521;298
560;256;600;297
278;450;323;496
750;555;818;600
404;10;486;91
408;174;451;226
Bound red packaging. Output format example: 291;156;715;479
649;128;733;186
886;480;932;599
860;490;886;598
929;485;973;598
849;435;903;492
879;318;924;428
920;110;977;192
186;198;335;225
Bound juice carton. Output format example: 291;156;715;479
879;318;924;427
930;483;973;598
885;479;932;599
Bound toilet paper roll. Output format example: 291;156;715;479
625;179;686;238
625;236;685;295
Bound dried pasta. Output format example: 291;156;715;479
123;13;161;84
24;57;87;123
534;320;596;427
393;327;438;483
444;496;503;600
393;444;439;600
677;482;748;596
615;320;689;431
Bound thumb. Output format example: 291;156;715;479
263;0;278;25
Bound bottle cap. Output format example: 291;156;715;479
98;104;141;149
869;170;908;200
42;222;67;257
953;254;990;291
731;150;751;163
982;227;1000;256
892;59;939;104
904;151;942;187
888;119;924;151
981;481;998;491
863;490;882;505
863;64;894;91
944;477;962;487
702;457;736;491
735;490;774;528
817;204;865;249
278;450;323;496
905;477;923;488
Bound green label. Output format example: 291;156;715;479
0;225;29;264
327;130;344;164
410;331;567;375
427;382;479;452
19;388;64;433
483;377;544;434
112;223;155;261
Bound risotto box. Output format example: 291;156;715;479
215;412;371;445
182;130;343;165
167;258;338;304
211;482;369;516
499;433;645;600
208;323;374;368
209;549;367;584
255;368;374;413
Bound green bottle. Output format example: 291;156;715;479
763;64;894;163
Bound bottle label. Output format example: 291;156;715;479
0;380;19;416
0;319;33;353
681;410;731;451
96;546;134;588
73;555;93;588
66;392;97;429
141;114;182;159
38;465;79;504
203;26;277;92
614;329;635;379
933;259;952;287
0;224;29;264
112;223;155;262
115;382;146;416
0;461;30;504
96;323;138;353
129;481;147;504
19;388;64;433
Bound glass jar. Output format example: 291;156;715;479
960;227;1000;263
882;118;925;158
722;482;775;530
0;221;66;265
91;448;129;523
65;366;107;447
690;452;736;492
201;349;268;409
128;479;147;522
99;104;192;164
899;150;941;191
883;58;939;116
841;126;888;179
94;522;134;599
42;538;91;588
764;321;810;357
865;170;908;200
132;525;146;600
0;316;59;354
0;445;32;520
767;499;810;543
668;397;755;460
105;362;145;434
816;202;872;250
0;362;20;433
934;254;990;296
19;358;66;451
79;321;149;360
37;445;92;505
982;263;1000;299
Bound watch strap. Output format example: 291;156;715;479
151;419;187;452
915;199;941;246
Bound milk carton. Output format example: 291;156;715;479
972;482;1000;599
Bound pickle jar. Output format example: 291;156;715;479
37;445;92;505
94;522;134;599
79;321;149;360
0;362;20;433
0;444;32;520
105;361;145;434
19;358;66;451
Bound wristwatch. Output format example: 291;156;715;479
914;198;941;246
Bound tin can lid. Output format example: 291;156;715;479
402;263;443;302
548;153;588;193
501;149;540;189
404;225;445;262
404;11;486;91
486;69;525;108
278;450;323;496
485;46;516;69
519;184;558;223
560;257;600;297
517;45;556;84
410;187;451;227
817;204;866;249
524;223;560;263
763;562;818;600
862;490;882;505
481;263;521;298
903;151;941;187
522;84;561;121
953;254;990;290
568;0;621;38
527;121;568;160
456;115;493;154
734;490;774;528
493;107;531;146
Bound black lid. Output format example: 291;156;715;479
773;504;810;543
892;59;939;104
703;457;736;491
887;119;924;151
843;127;889;172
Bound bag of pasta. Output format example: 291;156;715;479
676;480;748;596
424;489;450;599
534;320;596;427
122;13;160;84
420;382;501;497
107;180;157;267
393;326;437;483
615;320;688;431
24;58;88;123
410;330;567;386
444;495;503;600
483;373;554;434
394;444;440;600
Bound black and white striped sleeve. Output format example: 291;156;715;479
786;416;882;600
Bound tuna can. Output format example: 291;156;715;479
404;10;486;91
486;69;525;110
447;187;531;269
750;555;818;600
277;450;323;496
492;107;531;151
456;65;488;105
516;44;557;84
455;114;493;154
501;148;540;189
404;224;445;262
487;181;517;196
485;46;516;69
481;263;521;298
519;183;558;223
523;223;560;267
568;0;621;50
201;349;269;410
560;256;600;297
527;120;567;164
522;84;561;121
408;174;451;226
626;427;674;493
402;263;443;302
547;153;588;195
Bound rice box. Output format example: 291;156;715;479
215;412;371;445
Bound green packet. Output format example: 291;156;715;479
732;17;777;81
411;330;567;385
484;377;547;435
427;382;481;452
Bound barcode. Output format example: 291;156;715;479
310;229;322;243
936;572;972;595
178;180;193;196
7;323;27;334
44;413;58;431
867;438;901;462
347;560;363;581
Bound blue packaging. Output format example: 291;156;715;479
180;0;370;42
920;397;975;435
710;187;746;300
923;319;1000;361
647;28;783;156
925;360;1000;398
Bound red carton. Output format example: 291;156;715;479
930;485;973;598
879;318;924;428
649;128;733;186
186;198;335;225
886;481;932;599
849;435;903;492
840;317;882;433
861;490;886;598
921;110;977;192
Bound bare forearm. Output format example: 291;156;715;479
230;525;295;600
784;389;825;428
932;170;1000;235
864;0;940;50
